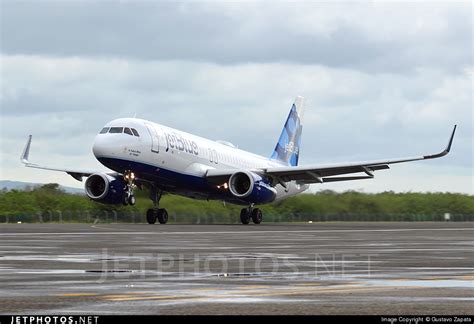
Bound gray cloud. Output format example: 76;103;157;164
0;1;472;193
1;1;471;73
2;56;471;161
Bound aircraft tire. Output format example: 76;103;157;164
146;209;156;224
251;208;263;224
122;193;129;206
157;208;169;224
240;208;251;225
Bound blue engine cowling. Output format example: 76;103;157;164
228;171;277;205
85;173;126;205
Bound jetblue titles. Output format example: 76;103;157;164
164;131;199;156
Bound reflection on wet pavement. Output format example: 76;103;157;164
0;223;472;314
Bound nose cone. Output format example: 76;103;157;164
92;135;108;159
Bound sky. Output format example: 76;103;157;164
0;0;472;194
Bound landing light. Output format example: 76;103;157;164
217;183;229;190
124;172;135;180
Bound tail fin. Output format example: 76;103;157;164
270;96;305;166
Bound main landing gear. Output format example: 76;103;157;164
240;206;263;225
122;171;136;206
146;186;168;225
120;171;167;224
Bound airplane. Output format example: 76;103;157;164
21;96;457;225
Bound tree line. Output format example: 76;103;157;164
0;183;473;223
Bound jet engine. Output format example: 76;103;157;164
228;171;276;204
85;173;126;204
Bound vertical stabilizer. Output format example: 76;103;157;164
270;96;304;166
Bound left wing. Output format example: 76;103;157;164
21;135;106;181
206;125;456;185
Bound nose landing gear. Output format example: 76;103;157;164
122;171;136;206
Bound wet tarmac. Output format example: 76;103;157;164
0;222;473;315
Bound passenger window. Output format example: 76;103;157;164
99;127;109;134
109;127;123;133
131;128;140;137
124;128;133;136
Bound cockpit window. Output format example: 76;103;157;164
109;127;124;133
131;128;140;137
101;126;138;135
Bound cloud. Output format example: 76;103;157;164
0;1;472;193
1;1;471;72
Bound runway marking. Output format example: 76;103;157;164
59;278;460;304
90;225;135;231
380;277;474;282
236;285;269;289
60;277;473;305
60;293;98;297
194;287;225;292
97;284;418;303
295;283;322;286
104;295;202;302
1;227;473;237
99;294;147;299
250;285;402;298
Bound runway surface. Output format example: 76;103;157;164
0;222;473;315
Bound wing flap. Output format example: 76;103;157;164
267;164;390;181
320;176;374;183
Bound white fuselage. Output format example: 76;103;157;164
92;118;308;204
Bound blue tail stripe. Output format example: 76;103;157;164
270;102;303;166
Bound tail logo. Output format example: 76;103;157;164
284;141;298;155
270;98;304;167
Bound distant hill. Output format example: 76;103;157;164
0;180;84;194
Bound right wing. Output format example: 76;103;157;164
262;125;457;184
206;125;456;185
21;135;106;181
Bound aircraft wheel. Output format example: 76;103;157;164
240;208;251;225
128;195;136;206
251;208;263;224
122;193;129;206
157;208;169;224
146;209;156;224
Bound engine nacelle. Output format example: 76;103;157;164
228;171;277;204
85;173;126;205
